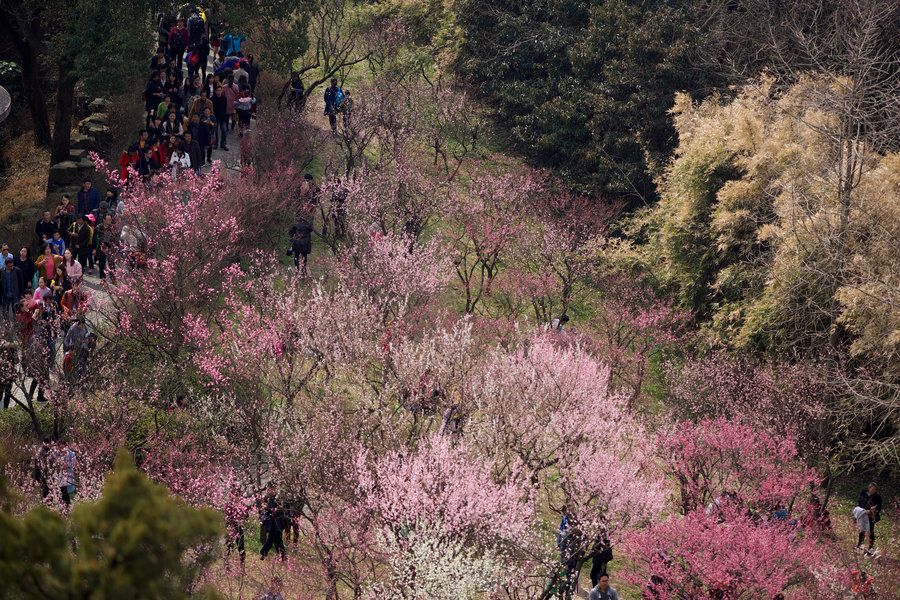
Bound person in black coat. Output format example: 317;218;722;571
14;247;35;295
260;483;287;560
187;113;210;164
246;54;260;91
856;483;883;550
35;212;59;248
589;534;613;588
183;132;203;175
288;217;313;275
145;72;164;128
0;260;25;320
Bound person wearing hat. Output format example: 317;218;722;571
76;179;100;216
92;200;110;229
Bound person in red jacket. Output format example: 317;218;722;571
168;18;189;71
119;144;140;186
150;138;168;169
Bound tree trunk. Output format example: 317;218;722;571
17;39;53;148
51;57;79;164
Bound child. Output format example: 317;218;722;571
49;231;66;257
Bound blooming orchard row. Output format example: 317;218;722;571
3;87;885;599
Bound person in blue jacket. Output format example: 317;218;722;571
323;78;343;133
76;179;100;215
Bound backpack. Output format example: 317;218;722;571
171;31;186;51
188;51;199;67
334;89;344;107
188;16;205;40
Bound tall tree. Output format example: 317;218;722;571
0;0;159;163
453;0;716;205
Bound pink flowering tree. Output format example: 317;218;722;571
357;433;535;598
466;336;666;579
664;353;830;460
659;418;819;516
620;511;835;600
451;173;541;314
578;275;693;403
517;188;618;320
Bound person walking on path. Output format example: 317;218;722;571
64;316;90;375
14;247;35;297
70;214;91;275
76;179;100;218
168;18;189;71
145;72;164;128
35;211;59;250
0;259;25;321
856;483;882;552
222;75;239;132
211;86;229;150
184;131;203;175
35;245;61;283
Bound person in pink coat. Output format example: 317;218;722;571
222;75;240;131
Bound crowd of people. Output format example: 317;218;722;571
0;185;109;408
123;7;259;185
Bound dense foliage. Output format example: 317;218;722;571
453;0;717;205
2;0;900;598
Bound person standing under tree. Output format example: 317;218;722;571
288;216;313;276
259;577;284;600
855;483;882;552
33;437;54;501
260;482;287;560
55;439;77;511
225;488;248;565
0;340;17;409
589;533;613;588
323;78;343;133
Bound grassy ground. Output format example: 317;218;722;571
0;131;50;250
829;473;898;581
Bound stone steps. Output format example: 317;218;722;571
70;134;96;150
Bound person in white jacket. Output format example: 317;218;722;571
170;146;191;178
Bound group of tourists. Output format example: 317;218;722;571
0;187;110;406
555;506;618;600
121;6;259;185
